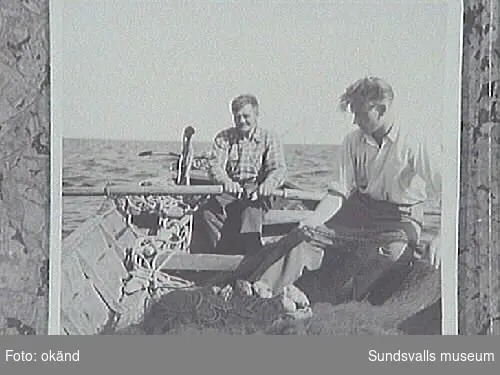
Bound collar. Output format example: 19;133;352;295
251;127;263;143
231;126;262;143
362;122;399;146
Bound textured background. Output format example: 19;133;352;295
0;0;499;335
0;0;49;335
459;0;500;335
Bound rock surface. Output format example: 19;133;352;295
459;0;500;335
0;0;49;335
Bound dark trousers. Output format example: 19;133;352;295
249;191;424;300
197;192;265;255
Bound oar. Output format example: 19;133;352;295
62;183;328;201
176;126;196;185
138;151;179;157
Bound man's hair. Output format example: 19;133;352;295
231;94;259;114
339;77;394;112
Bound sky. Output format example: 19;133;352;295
57;0;455;144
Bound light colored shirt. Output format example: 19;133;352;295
334;122;442;206
208;126;287;188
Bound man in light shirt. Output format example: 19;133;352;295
248;77;442;304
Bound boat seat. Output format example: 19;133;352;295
263;209;312;225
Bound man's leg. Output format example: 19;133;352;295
351;237;413;301
350;218;422;302
324;193;424;302
195;193;236;253
246;193;369;295
249;234;326;295
239;200;265;254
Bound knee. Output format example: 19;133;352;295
287;243;325;269
377;240;409;262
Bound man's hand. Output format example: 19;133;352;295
298;214;324;241
298;213;325;230
258;181;276;197
297;214;335;247
428;233;441;269
223;179;243;195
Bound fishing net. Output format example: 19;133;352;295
139;285;290;335
110;223;434;335
114;194;200;252
303;222;429;263
112;233;313;333
107;182;435;335
114;265;440;336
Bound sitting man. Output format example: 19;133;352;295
247;77;442;304
197;94;287;255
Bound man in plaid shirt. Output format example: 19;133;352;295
197;94;287;255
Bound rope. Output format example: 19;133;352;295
303;224;430;264
114;193;200;252
114;192;199;312
120;236;195;303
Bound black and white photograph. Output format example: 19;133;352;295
53;0;461;335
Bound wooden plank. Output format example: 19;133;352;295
62;212;110;256
158;253;244;271
100;208;138;259
61;211;129;322
60;252;111;335
73;226;129;313
263;210;311;225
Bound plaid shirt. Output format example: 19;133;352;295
208;126;287;188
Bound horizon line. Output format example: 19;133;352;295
62;136;343;146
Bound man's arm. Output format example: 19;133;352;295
207;134;231;184
301;136;354;228
208;133;242;193
259;132;287;194
412;135;442;197
412;135;442;268
300;193;343;229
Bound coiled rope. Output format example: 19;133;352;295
116;235;196;329
114;194;198;252
122;237;195;298
113;193;199;328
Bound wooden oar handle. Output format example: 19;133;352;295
62;183;327;201
62;184;224;197
275;188;326;201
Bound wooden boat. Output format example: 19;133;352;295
61;128;441;335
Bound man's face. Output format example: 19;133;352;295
233;104;258;133
351;101;384;135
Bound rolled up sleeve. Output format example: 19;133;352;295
262;132;287;188
329;134;355;199
412;135;442;197
208;133;231;184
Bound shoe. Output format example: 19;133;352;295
252;280;273;298
285;306;313;320
283;284;310;309
234;279;253;296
